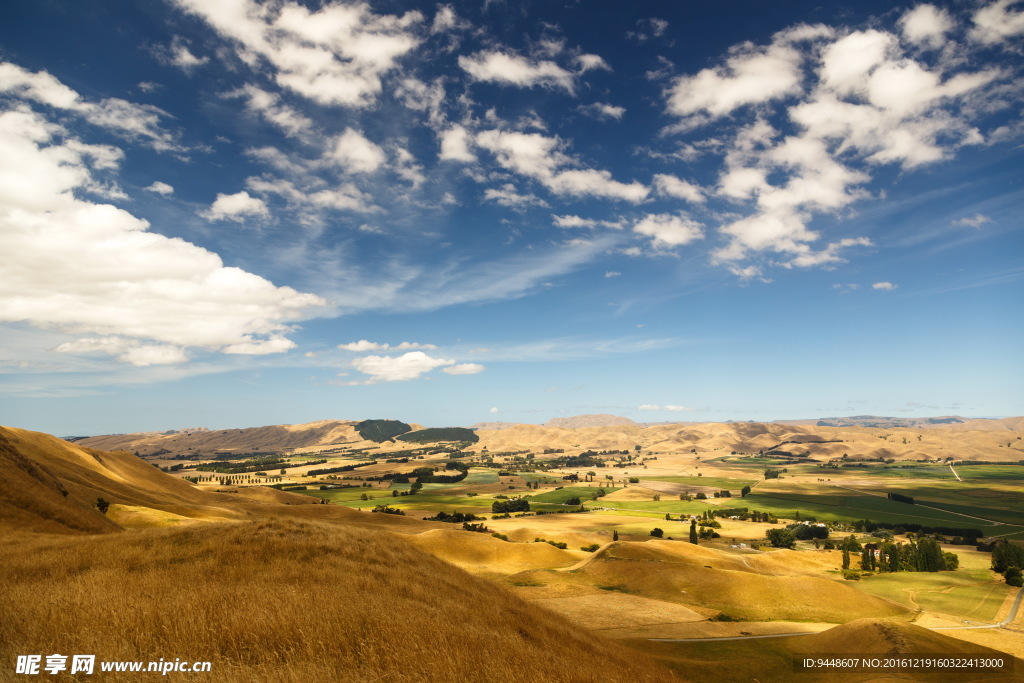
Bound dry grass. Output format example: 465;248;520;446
508;540;912;624
0;519;678;682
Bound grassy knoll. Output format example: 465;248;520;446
853;570;1011;621
459;468;501;485
640;475;757;489
517;472;564;484
528;486;620;504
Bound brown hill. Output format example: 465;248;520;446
1;518;678;682
74;418;366;456
509;540;910;624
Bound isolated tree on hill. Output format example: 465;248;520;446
842;548;851;570
741;485;751;498
612;529;619;542
650;528;664;538
95;497;110;515
689;520;698;545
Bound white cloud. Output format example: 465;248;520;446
552;214;597;228
633;213;704;248
666;21;1006;271
118;344;191;367
351;351;454;382
785;237;872;269
230;85;314;139
476;129;648;202
0;62;181;153
144;181;174;195
483;183;548;209
442;362;485;375
162;36;209;72
638;403;693;412
201;191;270;222
666;41;806;120
900;4;954;47
0;106;323;361
0;62;81;108
338;340;437;351
222;336;296;355
459;50;575;91
488;406;499;413
652;173;704;203
872;281;898;290
604;271;621;278
439;124;476;162
970;0;1024;44
328;128;386;174
952;213;991;228
578;102;626;120
170;0;423;107
339;340;389;351
575;54;611;72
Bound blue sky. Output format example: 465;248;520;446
1;0;1021;435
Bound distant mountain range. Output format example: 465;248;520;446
773;415;971;429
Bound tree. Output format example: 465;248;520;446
95;497;110;515
741;485;751;498
842;548;851;570
612;529;619;542
689;519;698;545
650;528;664;538
766;528;796;549
1006;567;1023;587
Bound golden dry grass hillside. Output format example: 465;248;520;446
0;518;679;682
639;618;1024;682
508;540;912;624
0;425;440;536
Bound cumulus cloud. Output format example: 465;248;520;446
144;181;174;195
476;129;647;202
201;191;270;222
970;0;1024;44
328;128;387;174
0;104;324;363
662;20;1007;272
170;0;423;107
438;124;476;162
350;351;454;382
899;4;954;47
633;213;704;248
652;173;704;203
872;281;897;290
459;50;575;91
488;406;499;413
229;85;315;139
442;362;485;375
